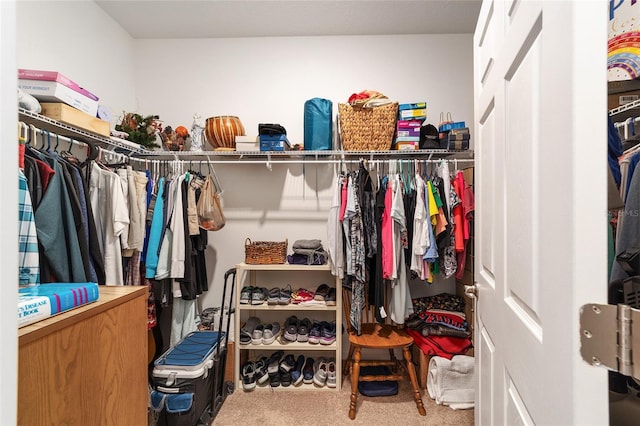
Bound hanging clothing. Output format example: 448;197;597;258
18;169;40;286
145;176;166;279
390;175;413;323
327;174;345;279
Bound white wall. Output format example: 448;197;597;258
134;34;474;144
1;1;18;423
133;35;474;312
16;0;137;126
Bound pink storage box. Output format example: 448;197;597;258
18;69;99;101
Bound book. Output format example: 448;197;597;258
18;69;99;101
18;282;100;328
399;109;427;119
397;119;425;128
398;102;427;111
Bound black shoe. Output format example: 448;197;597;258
303;357;315;384
269;372;281;388
242;361;257;391
280;370;292;387
284;315;299;342
280;354;296;373
297;318;312;342
267;350;284;375
254;356;269;385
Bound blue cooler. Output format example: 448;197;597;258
151;330;225;426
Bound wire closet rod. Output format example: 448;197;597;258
186;158;476;165
19;121;147;165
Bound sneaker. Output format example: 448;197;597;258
280;370;292;387
308;321;322;344
314;283;330;301
325;287;336;306
291;355;305;386
269;372;281;388
326;359;337;388
240;316;261;345
262;322;281;345
302;357;315;384
240;286;253;304
279;285;292;305
251;323;265;345
320;321;336;345
297;318;312;342
279;354;296;373
267;287;280;305
313;357;328;387
284;316;299;342
291;288;314;304
267;350;284;375
242;361;256;391
251;287;267;305
254;356;270;385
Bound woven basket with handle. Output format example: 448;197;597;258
244;238;288;264
338;102;398;151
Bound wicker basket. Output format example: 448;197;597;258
244;238;288;264
338;102;398;151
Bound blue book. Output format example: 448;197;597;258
398;102;427;111
18;282;100;328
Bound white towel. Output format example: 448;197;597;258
427;355;475;410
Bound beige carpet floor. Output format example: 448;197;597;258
212;378;474;426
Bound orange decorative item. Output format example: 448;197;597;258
204;116;245;150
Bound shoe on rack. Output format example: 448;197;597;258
242;361;257;391
240;286;254;305
254;356;270;385
325;287;336;306
240;316;261;345
262;322;281;345
291;288;315;304
320;321;336;345
269;372;281;388
251;287;267;305
251;323;265;345
280;354;296;373
313;357;328;387
291;355;305;386
302;357;315;384
280;370;292;387
297;318;312;343
313;283;330;301
267;287;280;305
267;350;284;375
308;321;322;344
326;359;337;388
284;315;299;342
279;285;292;305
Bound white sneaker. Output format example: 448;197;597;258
326;359;337;388
313;357;328;387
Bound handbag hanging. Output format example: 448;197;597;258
196;174;226;231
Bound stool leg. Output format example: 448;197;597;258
403;346;426;416
349;347;361;420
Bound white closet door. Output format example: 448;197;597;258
473;1;608;425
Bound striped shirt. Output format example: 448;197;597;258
18;169;40;286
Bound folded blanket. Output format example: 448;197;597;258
427;355;475;410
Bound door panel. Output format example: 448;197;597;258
473;1;608;425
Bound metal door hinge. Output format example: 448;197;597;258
580;303;640;380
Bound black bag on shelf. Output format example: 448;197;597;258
258;123;287;136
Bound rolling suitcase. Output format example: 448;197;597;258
151;268;236;426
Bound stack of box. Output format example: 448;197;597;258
396;102;427;150
443;127;471;150
18;69;109;137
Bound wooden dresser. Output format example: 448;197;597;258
18;286;148;425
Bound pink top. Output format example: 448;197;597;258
339;177;348;221
381;180;394;280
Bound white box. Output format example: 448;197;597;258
18;79;99;116
235;135;259;151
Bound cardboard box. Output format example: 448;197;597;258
608;89;640;111
40;103;109;137
18;69;99;101
18;79;99;116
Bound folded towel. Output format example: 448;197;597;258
292;239;323;250
427;355;475;410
